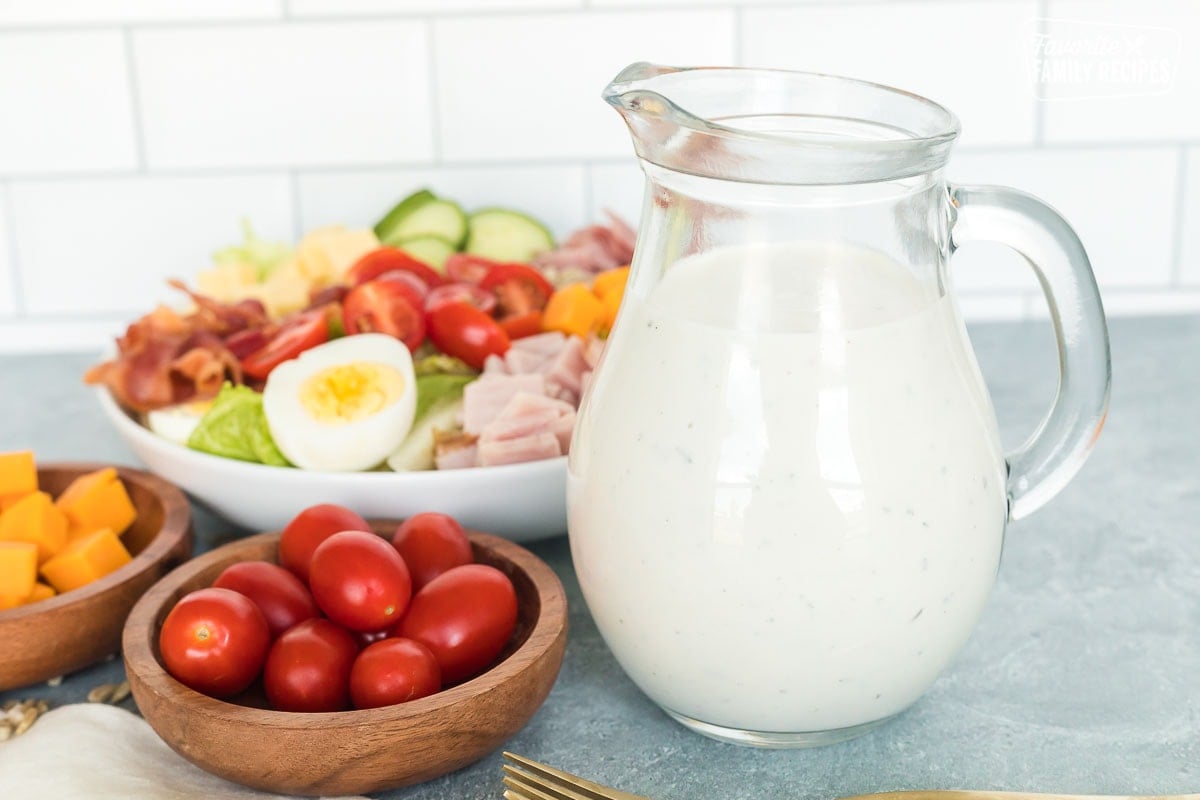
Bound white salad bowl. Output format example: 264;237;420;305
96;387;567;542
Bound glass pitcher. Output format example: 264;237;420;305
567;63;1111;748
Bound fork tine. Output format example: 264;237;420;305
502;753;641;800
503;765;586;800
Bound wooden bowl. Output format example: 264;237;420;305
123;523;568;797
0;462;194;691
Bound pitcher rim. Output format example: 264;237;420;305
603;62;962;185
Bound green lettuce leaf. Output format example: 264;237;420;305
187;384;292;467
212;220;292;281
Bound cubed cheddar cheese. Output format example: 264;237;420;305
1;493;31;513
24;581;56;605
0;451;37;497
0;491;68;564
0;541;38;601
55;468;137;538
40;528;131;594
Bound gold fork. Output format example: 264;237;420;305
501;752;1200;800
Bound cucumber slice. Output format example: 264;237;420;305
465;208;555;262
387;394;467;471
375;189;468;248
398;235;457;272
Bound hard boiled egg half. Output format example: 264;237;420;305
262;334;417;471
145;399;214;445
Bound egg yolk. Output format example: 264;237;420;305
298;362;405;424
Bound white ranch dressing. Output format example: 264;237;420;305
569;242;1007;733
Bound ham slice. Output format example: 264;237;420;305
510;331;568;357
504;347;551;375
482;354;509;375
477;432;561;467
480;393;574;442
434;431;479;471
462;374;545;434
545;336;589;400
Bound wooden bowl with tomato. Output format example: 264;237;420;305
0;463;193;691
121;520;568;797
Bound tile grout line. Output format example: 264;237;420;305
3;141;1195;186
732;5;744;66
1168;146;1188;286
426;17;443;166
1;182;25;316
582;163;595;222
121;27;149;171
0;2;881;31
289;170;303;242
1031;0;1048;146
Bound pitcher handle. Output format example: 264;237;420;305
948;184;1111;521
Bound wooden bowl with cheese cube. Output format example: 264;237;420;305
0;460;193;690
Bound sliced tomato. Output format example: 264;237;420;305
374;270;429;304
241;311;329;380
425;283;497;316
445;253;503;285
347;248;445;288
225;326;274;360
426;301;510;370
343;280;426;351
479;263;555;316
498;310;543;340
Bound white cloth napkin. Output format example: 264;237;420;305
0;703;368;800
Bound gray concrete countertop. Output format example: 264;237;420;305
1;314;1197;799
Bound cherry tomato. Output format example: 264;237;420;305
240;310;329;380
445;253;502;285
279;504;372;584
425;301;510;371
263;618;359;712
342;279;426;351
374;270;429;304
424;283;497;316
347;247;445;288
309;531;413;632
479;263;554;316
391;513;473;591
498;310;544;340
349;638;441;709
212;561;320;640
356;629;391;649
396;564;517;684
158;587;270;698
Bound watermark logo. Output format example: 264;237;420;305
1027;17;1181;100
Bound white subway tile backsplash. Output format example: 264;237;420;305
948;148;1179;289
10;175;293;315
741;1;1039;149
290;0;577;14
0;319;128;355
589;163;645;229
1095;289;1200;317
434;10;735;161
0;1;281;26
133;22;432;169
0;191;14;315
0;31;137;175
958;294;1033;323
298;165;587;240
1041;0;1200;143
1177;147;1200;286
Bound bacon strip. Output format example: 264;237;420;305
85;283;255;413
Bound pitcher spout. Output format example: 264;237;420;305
600;62;960;185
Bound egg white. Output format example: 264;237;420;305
145;400;213;445
261;334;417;471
